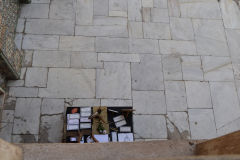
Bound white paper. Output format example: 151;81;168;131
70;137;77;142
113;115;125;122
118;133;134;142
80;123;91;129
111;132;117;142
80;117;91;123
120;126;131;132
80;107;91;112
94;134;109;143
115;119;127;128
67;113;80;119
81;112;91;117
67;124;79;130
68;119;79;125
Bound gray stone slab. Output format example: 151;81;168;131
134;115;167;139
22;50;33;67
131;55;164;90
32;0;50;3
151;8;169;23
142;0;153;7
143;23;171;39
167;112;190;139
133;91;166;114
98;53;140;62
22;35;59;50
25;68;48;88
186;81;212;109
71;53;103;68
25;19;74;35
159;40;197;55
232;58;240;80
7;80;24;87
188;109;217;140
13;98;41;134
9;87;38;98
49;0;75;20
94;0;109;16
16;18;25;33
96;62;131;99
41;99;65;115
217;118;240;137
73;99;100;106
210;82;240;129
128;22;143;38
96;37;128;53
165;81;187;112
33;51;70;68
39;68;95;98
93;16;127;26
39;115;63;142
76;0;93;25
179;0;221;19
59;36;95;52
226;29;240;58
153;0;168;8
109;0;128;17
0;123;13;142
168;0;180;17
202;56;234;81
181;56;203;81
162;55;182;80
1;110;14;123
75;25;128;37
20;68;26;80
170;17;194;40
12;135;38;143
4;98;16;110
14;33;22;50
128;0;142;21
20;4;49;18
142;8;151;22
129;39;159;54
101;99;132;107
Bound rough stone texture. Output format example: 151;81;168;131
1;110;14;123
71;53;103;69
49;0;75;20
162;55;182;80
41;99;64;115
9;87;38;98
151;8;169;23
109;0;128;17
72;99;100;107
143;23;171;39
0;123;13;142
129;39;159;54
76;0;93;25
128;0;142;21
25;68;48;87
98;53;140;62
12;135;38;143
133;91;166;114
20;4;49;18
13;98;41;134
101;99;132;107
128;22;143;38
96;37;128;53
226;29;240;57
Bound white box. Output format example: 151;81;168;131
94;135;109;143
118;133;134;142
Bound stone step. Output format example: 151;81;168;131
18;140;196;160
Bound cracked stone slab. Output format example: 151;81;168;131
76;0;93;25
186;81;212;109
1;110;14;123
217;118;240;137
39;68;95;98
41;99;65;115
226;29;240;58
128;0;142;21
71;53;103;69
131;55;164;91
7;80;24;87
20;4;49;18
9;87;38;98
39;114;63;143
101;99;132;107
167;112;190;139
96;62;131;99
13;98;41;134
134;115;167;139
98;53;140;63
0;123;13;142
49;0;75;20
133;91;166;114
143;23;171;39
189;109;217;140
25;68;48;88
210;82;240;129
22;50;33;67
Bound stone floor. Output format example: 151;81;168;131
1;0;240;143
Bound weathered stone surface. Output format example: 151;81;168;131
73;99;100;106
186;81;212;109
71;53;103;68
220;0;240;29
133;91;166;114
143;23;171;39
4;98;16;110
0;123;13;142
25;68;48;88
32;0;50;3
162;55;182;80
9;87;38;98
179;0;221;19
39;115;63;142
14;34;22;50
134;115;167;139
75;25;128;37
16;18;25;33
59;36;95;52
159;40;197;55
1;110;14;123
131;55;164;90
165;81;187;112
39;68;95;98
25;19;74;35
7;80;24;87
129;39;159;54
193;19;229;56
41;99;64;115
217;118;240;137
20;4;49;18
170;17;194;40
96;62;131;99
98;53;140;62
96;37;128;53
210;82;240;129
33;51;70;68
142;8;151;22
226;29;240;57
101;99;132;107
109;0;128;17
20;68;26;80
188;109;217;140
151;8;169;23
76;0;93;25
128;22;143;38
142;0;153;7
128;0;142;21
181;56;203;81
49;0;75;20
13;98;41;134
202;56;234;81
22;35;59;50
93;16;127;26
168;0;180;17
94;0;109;16
12;135;38;143
154;0;168;8
22;50;33;67
167;112;190;139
